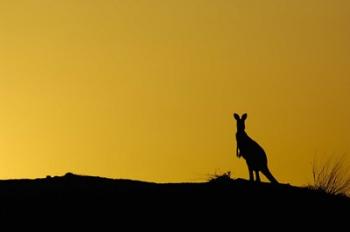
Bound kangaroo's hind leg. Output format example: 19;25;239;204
255;170;261;183
248;166;254;182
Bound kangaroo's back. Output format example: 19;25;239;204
236;129;267;170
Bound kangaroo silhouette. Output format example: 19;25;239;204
233;113;278;183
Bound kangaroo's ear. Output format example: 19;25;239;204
233;113;240;120
241;113;247;120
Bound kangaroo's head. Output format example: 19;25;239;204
233;113;247;132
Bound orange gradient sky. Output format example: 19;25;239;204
0;0;349;186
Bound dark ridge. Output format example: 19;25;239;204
0;172;348;228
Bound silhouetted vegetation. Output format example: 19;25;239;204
208;171;234;184
311;155;350;196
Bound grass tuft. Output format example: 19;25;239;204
208;171;234;184
311;155;350;196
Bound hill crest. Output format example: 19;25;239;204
0;172;349;225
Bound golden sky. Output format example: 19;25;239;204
0;0;349;186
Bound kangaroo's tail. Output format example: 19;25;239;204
262;168;278;184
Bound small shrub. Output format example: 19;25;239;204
208;171;234;184
311;155;350;196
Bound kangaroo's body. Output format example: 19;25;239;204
234;113;278;183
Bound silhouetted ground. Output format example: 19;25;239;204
0;173;349;228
